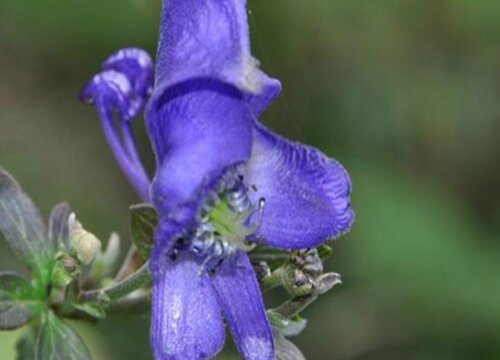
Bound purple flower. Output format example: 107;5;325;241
81;0;353;359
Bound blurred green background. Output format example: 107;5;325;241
1;0;500;359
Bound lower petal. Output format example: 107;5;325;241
211;251;274;360
244;124;354;249
151;251;225;360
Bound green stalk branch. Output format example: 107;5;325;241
115;245;144;281
105;294;151;315
261;267;285;292
80;261;151;303
274;293;319;318
273;273;341;318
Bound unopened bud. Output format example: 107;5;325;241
68;213;101;265
294;249;323;276
52;253;80;287
253;261;271;283
62;256;77;273
282;268;314;297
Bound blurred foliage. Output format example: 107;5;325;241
1;0;500;359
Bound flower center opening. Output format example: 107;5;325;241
170;172;265;273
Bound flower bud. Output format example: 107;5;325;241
68;213;102;265
281;268;314;297
51;251;80;287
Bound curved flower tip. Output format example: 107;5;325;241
80;70;134;120
82;48;154;120
80;48;153;201
155;0;256;91
244;125;354;250
102;48;154;102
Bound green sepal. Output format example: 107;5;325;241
35;311;92;360
0;272;35;330
130;204;157;258
51;263;78;288
0;167;51;277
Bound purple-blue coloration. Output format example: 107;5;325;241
81;0;354;359
80;48;153;202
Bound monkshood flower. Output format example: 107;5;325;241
81;0;354;359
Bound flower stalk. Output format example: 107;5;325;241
80;261;151;303
273;272;342;318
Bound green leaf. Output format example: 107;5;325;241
130;204;157;258
0;272;34;330
35;311;92;360
48;202;72;249
0;167;49;272
16;325;37;360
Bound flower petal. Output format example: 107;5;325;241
155;0;257;92
151;251;225;360
102;48;154;105
211;251;274;360
146;80;253;220
243;125;354;249
244;70;282;116
80;69;151;201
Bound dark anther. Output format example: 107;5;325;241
169;250;178;262
252;261;271;282
251;184;258;192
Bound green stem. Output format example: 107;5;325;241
105;294;151;316
273;273;341;318
249;253;290;261
261;267;285;292
80;262;151;303
273;293;319;318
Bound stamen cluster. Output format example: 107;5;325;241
169;172;265;273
